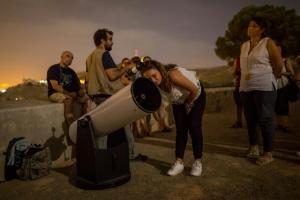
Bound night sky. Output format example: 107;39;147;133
0;0;299;87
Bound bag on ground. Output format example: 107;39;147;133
4;137;51;180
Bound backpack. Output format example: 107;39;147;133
285;76;299;102
4;137;52;180
17;145;51;180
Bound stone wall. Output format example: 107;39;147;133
0;88;234;181
0;101;79;181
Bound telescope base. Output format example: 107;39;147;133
75;117;131;189
76;173;131;190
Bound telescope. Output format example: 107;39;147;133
69;77;161;189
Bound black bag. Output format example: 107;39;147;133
286;76;299;102
4;137;51;181
16;145;51;180
4;137;30;180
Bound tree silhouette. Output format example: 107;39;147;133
215;5;300;64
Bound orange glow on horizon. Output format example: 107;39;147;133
0;83;10;90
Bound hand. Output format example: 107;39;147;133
68;92;77;99
78;89;85;97
185;102;194;114
120;74;131;86
281;72;291;77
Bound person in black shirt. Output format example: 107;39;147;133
47;51;90;126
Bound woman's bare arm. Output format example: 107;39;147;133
168;69;199;105
267;39;283;78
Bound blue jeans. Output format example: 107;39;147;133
241;90;277;152
124;124;138;159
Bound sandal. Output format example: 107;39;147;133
281;127;292;133
256;156;274;165
246;148;260;159
231;121;243;128
161;127;172;132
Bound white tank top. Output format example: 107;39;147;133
240;37;277;92
169;67;201;104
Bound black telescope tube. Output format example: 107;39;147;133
131;77;161;113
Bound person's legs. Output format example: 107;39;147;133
135;119;145;138
80;95;91;114
157;94;172;132
188;88;206;160
281;116;290;132
241;91;260;157
276;115;289;132
124;124;138;159
158;101;172;131
167;104;188;176
49;93;74;126
275;88;290;132
49;92;67;103
49;92;74;144
124;124;148;161
173;104;189;160
255;90;277;165
188;88;206;176
146;114;152;133
63;96;74;125
237;101;243;126
92;96;109;149
140;117;151;136
153;109;172;132
131;121;142;138
232;89;243;128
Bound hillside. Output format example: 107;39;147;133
78;66;235;88
0;84;48;101
195;65;234;88
0;66;234;102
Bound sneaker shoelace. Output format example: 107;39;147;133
193;160;201;168
171;162;182;170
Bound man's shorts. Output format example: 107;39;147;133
49;92;89;103
49;93;67;103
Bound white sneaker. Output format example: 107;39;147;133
190;159;202;176
167;161;184;176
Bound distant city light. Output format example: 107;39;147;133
39;80;47;84
14;97;23;101
0;89;6;93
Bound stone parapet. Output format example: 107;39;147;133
0;100;79;181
